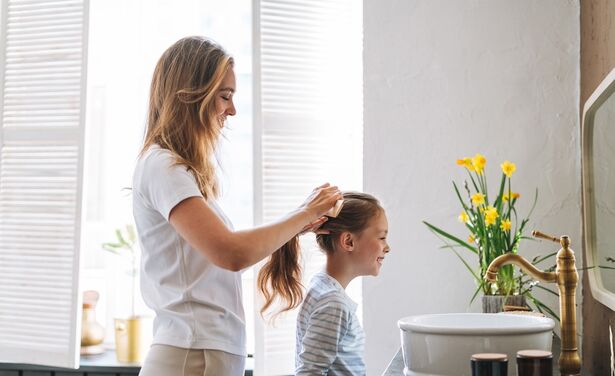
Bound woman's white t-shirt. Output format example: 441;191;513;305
132;145;245;356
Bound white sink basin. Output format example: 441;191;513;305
398;313;555;376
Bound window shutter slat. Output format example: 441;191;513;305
254;0;362;374
0;0;89;369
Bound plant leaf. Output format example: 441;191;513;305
526;292;560;321
116;228;129;247
102;242;122;249
533;251;557;265
126;224;136;244
423;221;477;254
465;169;481;194
469;284;484;305
526;188;539;219
101;243;122;255
451;248;481;283
494;173;506;213
534;284;559;297
453;182;470;211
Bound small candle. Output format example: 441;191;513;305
516;349;553;376
470;353;508;376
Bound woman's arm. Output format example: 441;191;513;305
169;184;341;271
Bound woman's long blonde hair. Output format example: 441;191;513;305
141;36;233;199
257;192;383;317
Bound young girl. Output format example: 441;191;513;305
258;192;390;375
133;36;341;376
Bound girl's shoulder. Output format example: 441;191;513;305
308;272;346;293
304;275;349;310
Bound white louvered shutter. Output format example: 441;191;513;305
0;0;89;369
253;0;362;374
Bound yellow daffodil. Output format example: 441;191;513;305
471;193;485;206
503;192;521;201
458;211;469;223
500;219;512;231
484;206;498;226
468;234;475;243
456;157;473;171
472;153;487;174
500;160;516;178
485;215;497;226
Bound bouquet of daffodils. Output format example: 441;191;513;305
423;154;557;317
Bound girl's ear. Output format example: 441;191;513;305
339;232;354;252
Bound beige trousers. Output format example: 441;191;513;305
138;344;246;376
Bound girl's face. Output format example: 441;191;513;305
215;67;237;126
352;210;390;276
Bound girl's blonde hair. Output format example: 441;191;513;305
257;192;383;317
141;36;234;199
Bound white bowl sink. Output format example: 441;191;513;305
398;313;555;376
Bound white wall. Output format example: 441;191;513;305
363;1;580;373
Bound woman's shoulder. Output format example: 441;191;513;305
136;145;185;176
133;144;194;192
139;144;175;166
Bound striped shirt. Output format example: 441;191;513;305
295;271;366;375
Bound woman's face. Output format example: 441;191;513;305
215;67;237;126
352;211;390;276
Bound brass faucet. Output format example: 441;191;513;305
485;230;581;375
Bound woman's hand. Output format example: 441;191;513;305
298;216;329;236
299;183;342;223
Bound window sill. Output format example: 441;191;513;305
0;350;254;376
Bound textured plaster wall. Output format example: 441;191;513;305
363;1;580;373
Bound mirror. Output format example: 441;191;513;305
582;67;615;310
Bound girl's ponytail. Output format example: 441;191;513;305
257;236;303;317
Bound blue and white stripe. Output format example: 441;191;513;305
295;271;365;375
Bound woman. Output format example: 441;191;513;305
133;36;341;376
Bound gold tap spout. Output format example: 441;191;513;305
485;253;556;284
485;231;581;375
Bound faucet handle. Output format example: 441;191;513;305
532;230;560;243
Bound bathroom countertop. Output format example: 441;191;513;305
380;336;590;375
380;348;404;376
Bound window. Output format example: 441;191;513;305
82;0;255;353
0;0;89;368
0;0;362;373
253;0;363;373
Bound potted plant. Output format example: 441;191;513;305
103;225;139;318
102;224;148;362
423;153;558;318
